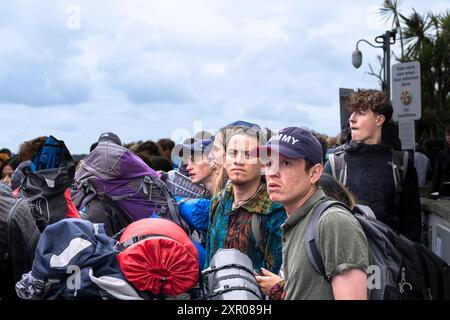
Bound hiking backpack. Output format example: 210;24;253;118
18;136;80;232
328;144;409;221
305;199;450;300
0;190;41;300
15;218;143;300
72;141;188;235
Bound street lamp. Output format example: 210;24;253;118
352;29;397;99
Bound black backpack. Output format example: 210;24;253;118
18;136;77;232
305;199;450;300
0;191;40;300
19;165;75;232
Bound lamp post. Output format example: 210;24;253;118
352;29;397;100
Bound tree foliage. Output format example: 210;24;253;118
379;1;450;146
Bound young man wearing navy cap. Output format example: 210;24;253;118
183;138;216;196
258;127;369;300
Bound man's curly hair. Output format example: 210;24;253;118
345;89;393;124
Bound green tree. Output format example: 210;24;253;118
379;1;450;146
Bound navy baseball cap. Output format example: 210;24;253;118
179;138;214;156
258;127;323;165
225;120;261;129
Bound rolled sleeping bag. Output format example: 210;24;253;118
141;214;206;270
117;218;199;297
203;249;262;300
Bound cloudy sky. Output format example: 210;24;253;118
0;0;448;154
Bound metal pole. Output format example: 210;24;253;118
385;30;391;101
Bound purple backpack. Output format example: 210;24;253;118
72;141;187;233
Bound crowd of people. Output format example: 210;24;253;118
1;89;450;301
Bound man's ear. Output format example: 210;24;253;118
310;164;323;184
376;114;386;127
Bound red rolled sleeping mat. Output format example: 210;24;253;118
117;218;199;296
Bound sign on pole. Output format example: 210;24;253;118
392;61;421;121
399;120;416;150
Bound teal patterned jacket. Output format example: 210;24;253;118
205;182;286;274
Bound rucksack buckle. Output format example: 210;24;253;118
143;176;151;184
399;281;413;294
398;267;412;294
81;180;90;193
33;279;45;291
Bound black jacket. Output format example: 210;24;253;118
324;142;422;242
431;145;450;193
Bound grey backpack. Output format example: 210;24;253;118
202;249;262;300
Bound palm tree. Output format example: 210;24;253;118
379;0;405;58
377;3;450;145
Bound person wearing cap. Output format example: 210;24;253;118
258;126;369;300
184;138;216;196
90;132;122;152
205;126;286;274
173;134;206;177
172;138;217;267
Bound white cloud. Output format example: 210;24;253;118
201;63;229;77
0;0;445;153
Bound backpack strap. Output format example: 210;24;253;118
391;150;408;192
204;285;261;300
329;152;348;186
147;175;191;235
115;233;176;252
160;183;190;235
5;198;25;262
304;199;352;281
353;204;377;220
391;150;409;222
210;273;260;293
251;214;266;255
209;187;228;224
202;263;256;276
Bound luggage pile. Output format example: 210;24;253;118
15;218;201;300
